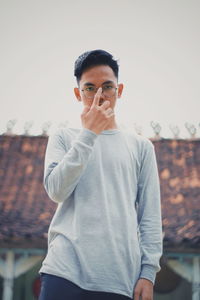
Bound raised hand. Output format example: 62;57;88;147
81;87;115;135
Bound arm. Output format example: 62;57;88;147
43;127;98;203
136;139;163;285
44;87;115;204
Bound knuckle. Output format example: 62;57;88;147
102;101;109;108
91;106;97;111
98;109;104;114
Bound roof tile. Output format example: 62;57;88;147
0;134;200;250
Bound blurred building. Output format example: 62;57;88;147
0;129;200;300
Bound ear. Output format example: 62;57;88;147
117;83;124;98
74;87;81;102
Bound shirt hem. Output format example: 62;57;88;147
39;267;133;299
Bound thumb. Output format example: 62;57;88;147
81;105;90;115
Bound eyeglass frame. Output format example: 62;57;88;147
79;85;118;99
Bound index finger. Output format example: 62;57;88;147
91;87;102;108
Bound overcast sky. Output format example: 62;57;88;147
0;0;199;138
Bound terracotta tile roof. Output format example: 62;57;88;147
152;138;200;251
0;134;55;249
0;134;200;251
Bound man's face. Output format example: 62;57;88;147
74;65;123;110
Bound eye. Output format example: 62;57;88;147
86;87;95;91
103;85;113;90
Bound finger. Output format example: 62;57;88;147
100;100;110;110
104;109;115;119
91;87;102;108
133;291;140;300
105;109;114;118
81;105;90;115
107;112;115;118
133;286;142;300
105;107;113;114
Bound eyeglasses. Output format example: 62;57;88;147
80;85;118;99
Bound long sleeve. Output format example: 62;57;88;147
43;127;98;203
136;139;163;285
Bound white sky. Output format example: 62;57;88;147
0;0;200;138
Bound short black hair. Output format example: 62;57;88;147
74;49;119;86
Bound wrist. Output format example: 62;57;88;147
83;126;100;135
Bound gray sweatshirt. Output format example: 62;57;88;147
39;127;163;299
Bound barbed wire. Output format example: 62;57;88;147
1;119;200;139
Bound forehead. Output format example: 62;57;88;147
80;65;117;86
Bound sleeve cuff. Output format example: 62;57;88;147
75;128;98;147
139;264;157;285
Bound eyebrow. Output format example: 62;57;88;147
83;80;115;86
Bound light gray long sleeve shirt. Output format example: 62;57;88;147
39;127;163;299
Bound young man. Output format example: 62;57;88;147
38;49;163;300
